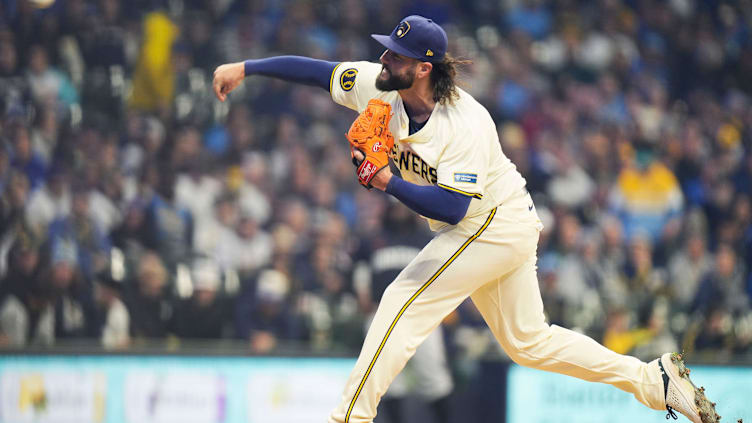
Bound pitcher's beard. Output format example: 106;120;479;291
375;66;415;91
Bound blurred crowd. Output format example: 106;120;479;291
0;0;750;365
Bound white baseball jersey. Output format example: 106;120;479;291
330;61;527;231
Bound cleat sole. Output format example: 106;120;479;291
670;353;721;423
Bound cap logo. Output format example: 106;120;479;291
426;49;434;57
395;21;410;38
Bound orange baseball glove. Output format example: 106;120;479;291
346;99;395;188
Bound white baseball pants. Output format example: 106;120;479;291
329;191;665;423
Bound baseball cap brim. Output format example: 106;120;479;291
371;34;423;61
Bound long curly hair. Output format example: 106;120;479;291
430;53;472;105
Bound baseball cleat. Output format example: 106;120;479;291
658;352;721;423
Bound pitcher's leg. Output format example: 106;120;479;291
328;264;466;423
329;210;502;423
470;255;665;410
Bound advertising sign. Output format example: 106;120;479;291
124;371;225;423
246;367;350;423
0;370;106;423
0;356;356;423
507;364;751;423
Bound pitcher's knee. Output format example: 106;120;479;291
381;279;413;300
504;322;554;367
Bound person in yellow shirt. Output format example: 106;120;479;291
609;141;683;242
128;12;178;116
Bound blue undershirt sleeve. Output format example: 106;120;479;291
243;56;338;91
385;177;472;225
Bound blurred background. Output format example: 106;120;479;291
0;0;750;422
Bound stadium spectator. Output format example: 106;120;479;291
668;232;713;311
44;238;91;340
631;299;680;359
25;166;71;234
236;152;272;225
0;276;54;347
603;306;652;355
93;265;130;349
110;200;149;269
0;171;31;259
29;106;59;167
25;44;78;109
128;12;177;117
141;167;193;268
9;122;46;190
48;186;111;277
193;192;240;259
0;231;40;307
299;267;362;351
174;153;222;224
219;213;273;276
171;258;229;339
124;251;172;339
540;214;594;319
608;141;684;243
621;235;668;312
235;268;304;353
691;243;749;316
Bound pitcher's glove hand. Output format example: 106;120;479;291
346;99;395;189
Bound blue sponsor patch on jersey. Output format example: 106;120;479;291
340;68;357;91
454;172;477;184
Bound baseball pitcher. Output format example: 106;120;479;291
213;15;719;423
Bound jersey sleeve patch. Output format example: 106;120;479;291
330;61;383;111
454;172;477;184
340;68;358;91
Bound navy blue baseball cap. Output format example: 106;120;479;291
371;15;448;63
